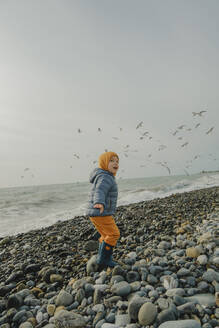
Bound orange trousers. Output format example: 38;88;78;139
90;215;120;246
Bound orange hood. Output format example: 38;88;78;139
98;151;119;176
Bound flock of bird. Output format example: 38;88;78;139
21;110;216;179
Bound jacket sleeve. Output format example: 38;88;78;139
93;175;113;208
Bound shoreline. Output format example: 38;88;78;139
0;185;218;241
0;186;218;327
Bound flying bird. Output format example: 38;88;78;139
195;123;200;128
187;128;192;131
177;125;186;130
73;153;80;159
77;128;82;133
24;168;30;171
178;137;183;140
136;121;143;129
156;162;171;175
181;142;189;147
172;130;178;136
112;137;119;140
183;169;190;176
158;145;167;151
206;127;214;135
97;128;102;132
192;110;207;117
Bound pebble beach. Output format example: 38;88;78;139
0;186;218;328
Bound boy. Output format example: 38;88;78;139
86;151;120;268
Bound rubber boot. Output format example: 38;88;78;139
101;241;117;268
96;242;107;271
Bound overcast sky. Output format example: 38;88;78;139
0;0;218;188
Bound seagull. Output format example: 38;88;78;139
156;162;171;175
195;123;200;128
73;153;80;159
97;128;102;132
181;142;189;147
136;121;143;129
172;130;178;136
177;125;186;130
206;127;214;134
158;145;167;151
183;169;190;176
192;110;207;117
77;128;82;133
142;131;149;136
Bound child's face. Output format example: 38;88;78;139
108;156;119;175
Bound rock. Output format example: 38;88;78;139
157;307;177;324
86;255;99;274
138;302;157;325
19;323;33;328
202;268;219;282
158;320;201;327
128;297;148;320
166;288;185;297
50;274;63;283
185;293;216;307
53;310;86;327
101;324;119;328
186;247;200;258
197;254;208;265
85;240;98;251
55;290;74;307
47;304;56;316
111;281;131;297
115;314;130;326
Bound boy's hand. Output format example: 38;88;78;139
94;204;104;214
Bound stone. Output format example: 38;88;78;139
50;274;63;283
47;304;56;316
53;309;86;327
138;302;157;325
185;293;216;307
186;247;200;258
86;255;99;274
111;281;131;297
202;269;219;282
55;290;74;307
158;320;201;327
19;323;33;328
197;255;208;265
115;314;130;326
157;308;177;324
128;297;148;320
166;288;185;297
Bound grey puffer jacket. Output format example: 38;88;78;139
85;168;118;217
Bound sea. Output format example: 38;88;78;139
0;172;219;238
